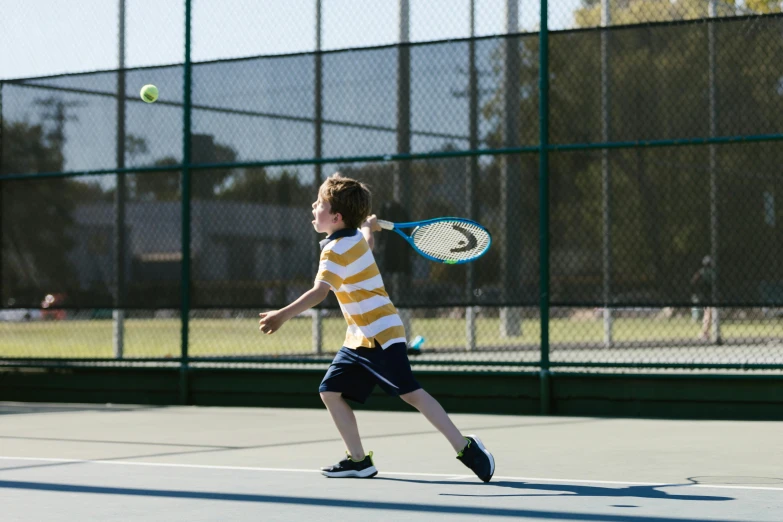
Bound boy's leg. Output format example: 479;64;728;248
367;342;494;482
318;347;377;460
400;388;466;452
373;344;465;452
320;391;366;460
401;388;495;483
319;390;377;478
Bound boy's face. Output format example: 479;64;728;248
311;196;342;234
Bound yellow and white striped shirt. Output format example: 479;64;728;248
316;228;406;349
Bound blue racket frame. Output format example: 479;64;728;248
378;217;492;265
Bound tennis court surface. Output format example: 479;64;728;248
1;402;781;521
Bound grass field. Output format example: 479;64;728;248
1;315;781;359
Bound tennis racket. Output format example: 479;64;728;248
376;217;491;265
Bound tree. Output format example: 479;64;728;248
476;4;783;304
192;139;239;200
132;136;240;202
216;167;312;206
1;121;102;306
133;156;180;201
125;134;148;164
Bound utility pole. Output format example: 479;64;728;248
499;0;522;338
394;0;413;340
114;0;127;359
312;0;323;354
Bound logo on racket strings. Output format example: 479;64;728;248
450;224;478;253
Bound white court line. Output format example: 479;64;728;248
0;456;781;492
690;484;783;492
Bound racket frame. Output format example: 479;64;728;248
376;217;491;265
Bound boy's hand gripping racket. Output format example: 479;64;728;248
376;217;491;265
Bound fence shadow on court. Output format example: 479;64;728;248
377;477;734;503
0;478;740;522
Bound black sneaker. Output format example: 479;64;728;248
457;435;494;482
321;451;378;478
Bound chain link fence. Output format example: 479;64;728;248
1;1;782;372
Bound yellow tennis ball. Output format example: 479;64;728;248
140;84;159;103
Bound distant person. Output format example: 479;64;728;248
691;256;715;341
258;173;494;482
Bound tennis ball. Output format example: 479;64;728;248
140;84;159;103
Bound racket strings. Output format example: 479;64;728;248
411;221;490;262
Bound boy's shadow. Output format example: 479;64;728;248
375;477;733;502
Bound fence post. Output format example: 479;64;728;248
466;0;478;351
180;0;193;405
601;0;613;348
539;0;551;415
113;0;127;360
708;0;721;345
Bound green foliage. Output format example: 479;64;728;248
575;0;780;26
130;136;241;202
128;136;314;206
575;0;740;26
1;120;100;306
217;168;312;206
132;156;180;201
479;8;783;300
744;0;782;13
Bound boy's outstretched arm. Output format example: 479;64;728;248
259;282;330;334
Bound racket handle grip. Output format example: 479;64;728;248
376;219;394;231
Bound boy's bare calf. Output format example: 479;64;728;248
401;389;467;453
320;391;367;460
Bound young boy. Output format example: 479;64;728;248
258;173;494;482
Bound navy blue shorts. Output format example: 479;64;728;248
319;342;421;404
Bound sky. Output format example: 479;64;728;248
0;0;586;178
1;0;768;178
0;0;585;81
